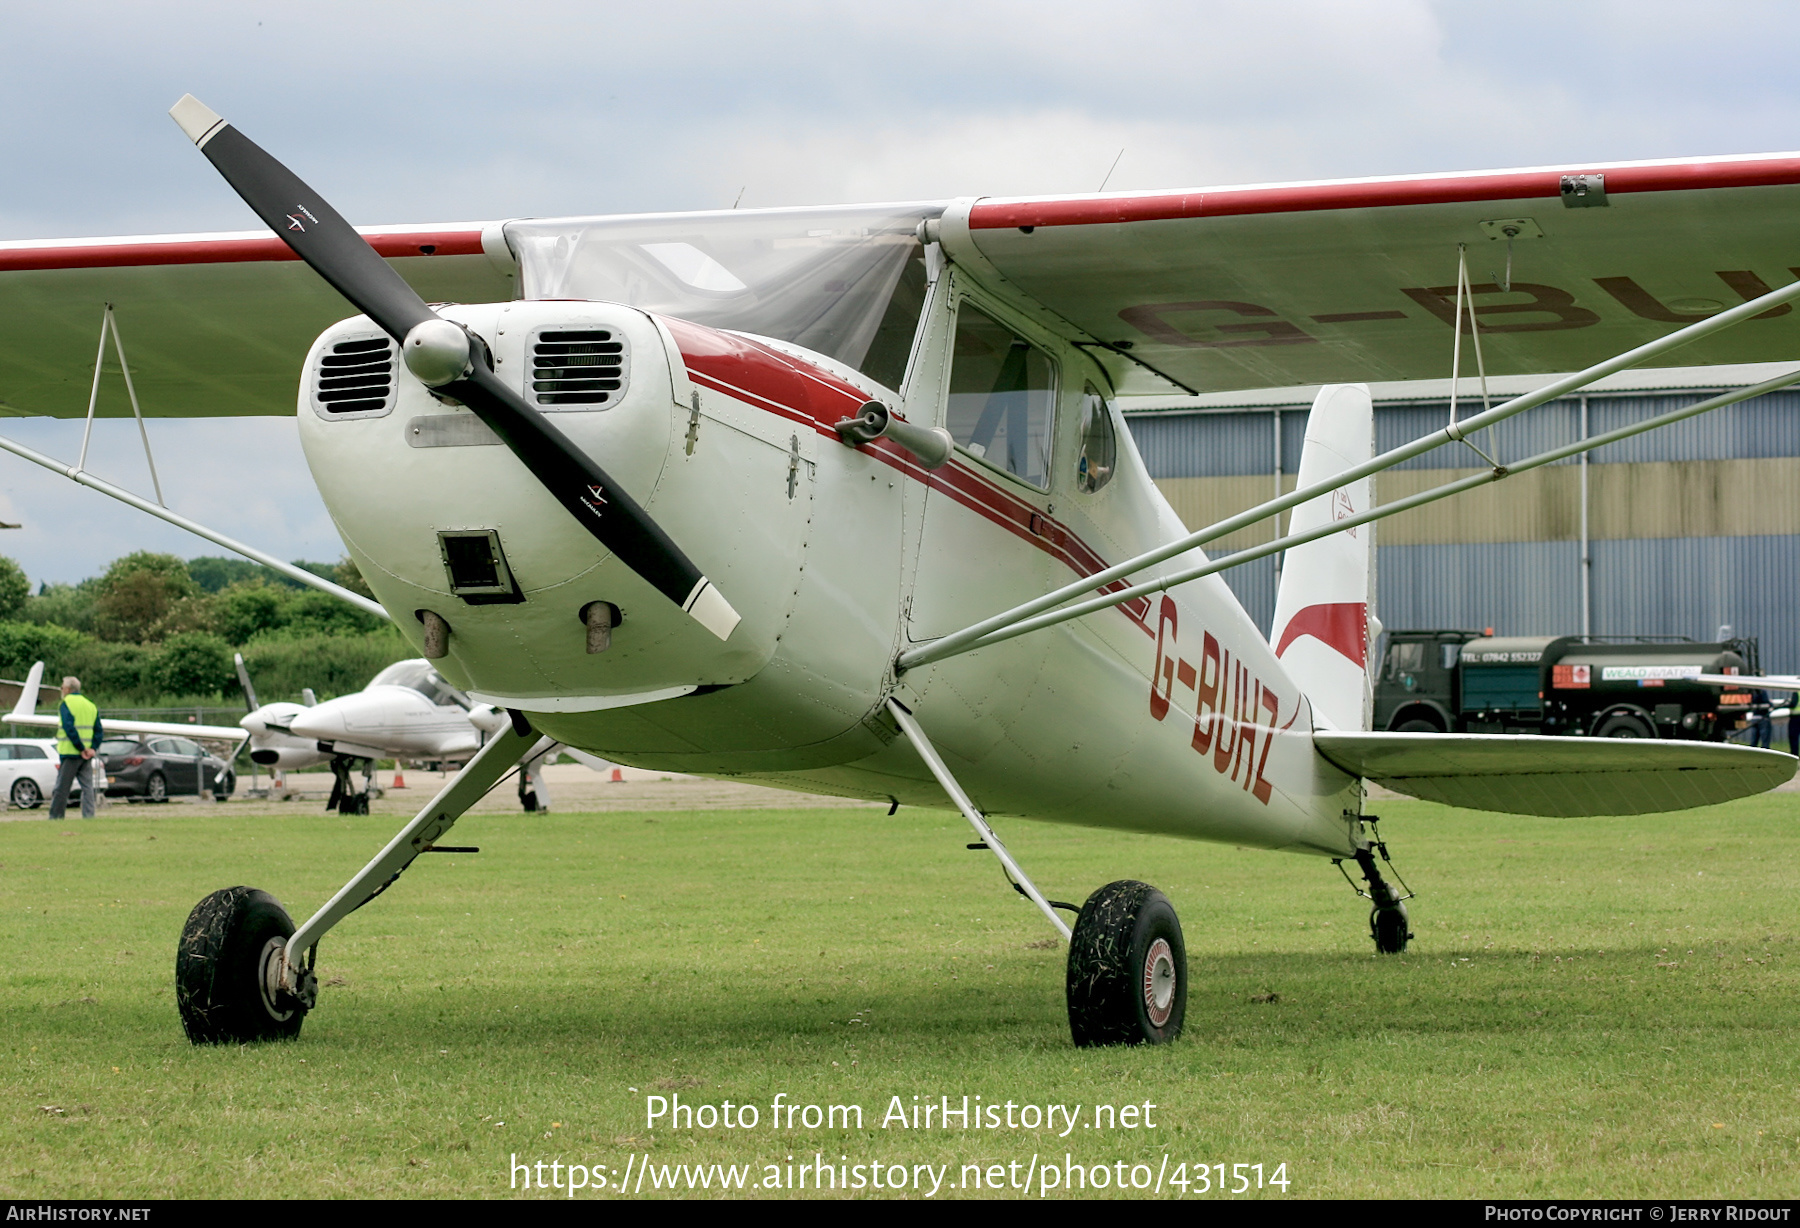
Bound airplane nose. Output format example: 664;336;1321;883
286;701;352;743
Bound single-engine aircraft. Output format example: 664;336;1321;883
235;654;601;812
2;96;1797;1047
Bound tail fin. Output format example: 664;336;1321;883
9;661;43;720
1268;385;1377;731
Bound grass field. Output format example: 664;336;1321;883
3;791;1798;1200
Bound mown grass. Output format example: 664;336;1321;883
2;793;1798;1199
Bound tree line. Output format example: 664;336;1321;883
0;552;411;706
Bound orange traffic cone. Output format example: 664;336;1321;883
609;767;624;783
392;770;407;789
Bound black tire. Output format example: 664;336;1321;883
11;777;41;809
1372;903;1412;954
1066;880;1187;1047
176;886;305;1044
1595;713;1654;739
146;772;167;802
214;772;235;802
1394;718;1440;733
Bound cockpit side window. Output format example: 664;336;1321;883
1075;384;1117;493
946;304;1057;489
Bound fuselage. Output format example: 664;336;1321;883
296;263;1360;856
242;661;482;767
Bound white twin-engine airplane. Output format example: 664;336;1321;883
235;655;599;813
5;95;1798;1048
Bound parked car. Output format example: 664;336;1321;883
99;736;234;801
0;738;80;809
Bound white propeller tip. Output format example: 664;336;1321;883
684;581;740;641
169;94;226;147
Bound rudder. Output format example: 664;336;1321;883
1268;384;1377;731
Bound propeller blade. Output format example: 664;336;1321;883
168;95;740;641
234;652;259;714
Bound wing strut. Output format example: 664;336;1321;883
899;269;1800;673
903;365;1800;666
0;428;388;620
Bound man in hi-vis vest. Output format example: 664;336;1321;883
48;675;102;820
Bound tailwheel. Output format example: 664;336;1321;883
1066;880;1187;1047
1372;901;1412;954
175;886;310;1044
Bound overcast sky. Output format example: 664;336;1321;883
3;0;1799;584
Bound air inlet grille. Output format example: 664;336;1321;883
531;329;628;407
316;337;395;415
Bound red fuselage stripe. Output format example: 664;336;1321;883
675;326;1153;636
968;156;1800;230
0;229;487;272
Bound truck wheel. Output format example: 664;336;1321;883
1595;713;1654;739
1395;718;1440;733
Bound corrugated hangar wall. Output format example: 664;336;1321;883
1124;389;1800;672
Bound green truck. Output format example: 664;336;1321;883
1373;630;1762;740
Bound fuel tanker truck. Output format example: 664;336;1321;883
1374;630;1763;740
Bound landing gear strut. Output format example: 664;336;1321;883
173;724;544;1044
326;755;373;815
1335;819;1414;954
885;698;1187;1048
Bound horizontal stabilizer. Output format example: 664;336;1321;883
1314;731;1795;816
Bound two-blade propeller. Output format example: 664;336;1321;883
168;95;739;641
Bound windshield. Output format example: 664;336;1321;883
98;739;141;755
507;204;942;390
367;660;471;709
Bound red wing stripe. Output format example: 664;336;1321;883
1274;602;1368;667
969;154;1800;230
0;229;487;272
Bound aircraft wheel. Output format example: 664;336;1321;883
214;771;235;803
1066;880;1186;1048
175;886;306;1044
1371;902;1411;954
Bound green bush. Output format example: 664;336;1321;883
0;556;30;621
23;582;98;634
0;621;88;680
239;630;413;703
149;632;236;697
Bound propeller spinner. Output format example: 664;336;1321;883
167;95;740;641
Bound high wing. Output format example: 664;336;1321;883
6;662;248;745
1314;731;1796;817
11;150;1800;415
0;224;512;417
938;151;1800;394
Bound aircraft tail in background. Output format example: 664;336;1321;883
1268;384;1378;732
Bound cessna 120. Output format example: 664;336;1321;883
2;95;1797;1047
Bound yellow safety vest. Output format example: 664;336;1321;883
57;694;98;757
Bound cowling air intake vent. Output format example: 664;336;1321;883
312;335;396;418
529;328;630;408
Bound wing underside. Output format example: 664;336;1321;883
1314;731;1796;817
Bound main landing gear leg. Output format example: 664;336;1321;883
885;698;1186;1047
325;754;370;815
174;722;545;1044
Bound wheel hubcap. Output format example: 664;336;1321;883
258;937;295;1022
1143;937;1176;1027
